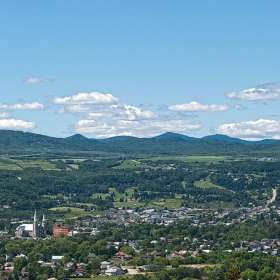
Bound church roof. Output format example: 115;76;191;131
16;224;33;232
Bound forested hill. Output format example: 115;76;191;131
0;130;280;158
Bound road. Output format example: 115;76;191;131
266;188;277;207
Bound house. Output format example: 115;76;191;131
114;251;133;260
249;241;261;250
261;238;270;245
141;250;161;259
100;261;111;270
73;266;86;276
87;252;97;262
105;267;123;276
51;256;63;264
166;251;184;260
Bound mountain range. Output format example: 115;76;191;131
0;130;279;158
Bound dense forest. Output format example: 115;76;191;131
0;157;278;220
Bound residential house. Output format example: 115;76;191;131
114;251;133;260
166;251;184;260
100;261;111;270
105;267;123;276
87;252;97;262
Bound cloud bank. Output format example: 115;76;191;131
215;119;280;140
74;118;203;139
53;92;119;105
53;92;203;137
225;81;280;101
0;119;35;131
0;102;44;110
168;101;229;112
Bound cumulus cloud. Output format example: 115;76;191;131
225;81;280;101
57;103;157;121
110;104;157;121
10;102;44;110
0;119;35;131
168;101;229;112
74;117;203;138
53;92;119;105
215;119;280;140
0;113;12;119
233;104;248;110
23;77;54;84
0;102;44;110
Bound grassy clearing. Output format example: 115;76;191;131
195;180;225;190
113;160;154;170
109;188;146;209
15;160;60;170
251;173;266;178
92;193;109;199
49;206;93;219
68;164;79;169
114;200;146;209
0;164;21;170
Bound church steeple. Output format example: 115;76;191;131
33;210;37;238
42;214;47;236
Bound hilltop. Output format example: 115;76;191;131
0;130;279;158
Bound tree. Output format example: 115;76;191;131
13;257;27;275
240;268;257;280
170;259;179;268
225;262;239;280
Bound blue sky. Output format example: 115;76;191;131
1;0;280;140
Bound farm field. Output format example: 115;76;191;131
195;180;226;190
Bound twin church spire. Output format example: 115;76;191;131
32;211;47;238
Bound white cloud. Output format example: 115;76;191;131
10;102;44;110
233;104;248;110
0;104;8;110
58;103;157;121
0;113;12;119
0;119;36;131
168;101;229;112
215;119;280;140
110;104;157;121
74;117;203;138
225;81;280;101
23;77;54;84
53;92;119;105
0;102;44;110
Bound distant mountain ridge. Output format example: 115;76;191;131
201;134;278;145
67;131;278;145
0;130;279;158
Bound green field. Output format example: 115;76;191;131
49;206;94;219
195;180;225;190
15;160;60;170
113;160;155;170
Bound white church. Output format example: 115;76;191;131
15;211;47;238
